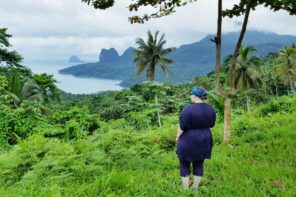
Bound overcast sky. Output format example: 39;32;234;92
0;0;295;64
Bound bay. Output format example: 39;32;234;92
25;61;123;94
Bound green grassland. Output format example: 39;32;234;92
0;96;295;197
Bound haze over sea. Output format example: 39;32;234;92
24;61;123;94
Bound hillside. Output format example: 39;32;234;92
0;93;295;196
1;26;296;196
59;31;296;87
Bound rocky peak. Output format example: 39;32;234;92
99;48;119;63
69;55;83;63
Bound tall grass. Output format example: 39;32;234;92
0;96;295;196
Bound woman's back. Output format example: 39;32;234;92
176;87;216;190
180;103;216;131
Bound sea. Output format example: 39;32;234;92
25;61;123;94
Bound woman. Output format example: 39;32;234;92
176;87;216;191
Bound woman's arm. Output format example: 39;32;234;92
175;126;184;143
176;105;190;143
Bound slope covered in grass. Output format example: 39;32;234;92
0;96;295;196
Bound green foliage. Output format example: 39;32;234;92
33;73;61;102
223;0;296;18
83;82;190;122
193;76;215;90
124;109;159;130
0;28;23;67
0;29;296;195
207;91;224;122
0;134;112;195
99;105;126;121
134;31;176;81
131;81;172;100
0;28;61;106
0;101;46;148
82;0;114;9
49;106;101;135
82;0;197;23
0;75;13;106
0;94;100;148
64;120;86;140
274;45;296;92
257;96;296;116
232;96;296;138
7;71;43;106
234;45;261;90
0;75;8;91
0;28;10;47
1;95;296;196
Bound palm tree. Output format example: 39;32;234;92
234;45;261;90
274;45;296;93
133;30;176;81
207;91;224;121
262;67;279;98
33;73;61;102
7;71;43;107
230;45;261;111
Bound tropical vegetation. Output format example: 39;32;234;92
134;30;176;81
1;26;296;196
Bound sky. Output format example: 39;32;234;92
0;0;295;65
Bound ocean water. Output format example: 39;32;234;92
25;62;123;94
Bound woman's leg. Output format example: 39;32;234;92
179;160;190;189
192;160;204;190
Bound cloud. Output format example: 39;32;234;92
0;0;295;64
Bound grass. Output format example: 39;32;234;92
0;98;295;196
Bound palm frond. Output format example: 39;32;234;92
20;80;40;100
160;47;176;56
134;30;175;80
27;93;44;102
8;71;24;97
159;62;171;76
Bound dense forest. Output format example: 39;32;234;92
1;25;296;196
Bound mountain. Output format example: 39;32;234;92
99;48;119;63
69;55;83;63
60;31;296;87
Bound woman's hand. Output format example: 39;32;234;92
176;126;183;144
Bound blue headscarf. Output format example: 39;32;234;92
191;87;208;100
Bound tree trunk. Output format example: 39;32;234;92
264;86;267;97
224;97;231;142
223;1;253;141
246;95;250;112
229;2;252;89
269;86;273;96
155;95;162;128
288;73;294;92
215;0;222;90
275;81;279;99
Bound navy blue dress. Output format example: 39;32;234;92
176;103;216;161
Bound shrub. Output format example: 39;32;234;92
50;106;101;134
0;101;46;148
257;96;296;116
124;109;159;130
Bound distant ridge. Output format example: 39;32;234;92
60;31;296;87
